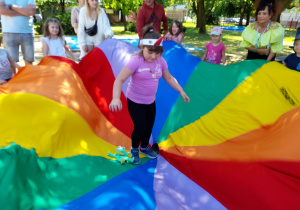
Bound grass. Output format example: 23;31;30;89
111;23;137;37
111;22;297;65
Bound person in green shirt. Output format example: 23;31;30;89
240;0;284;61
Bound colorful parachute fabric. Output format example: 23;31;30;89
0;39;300;210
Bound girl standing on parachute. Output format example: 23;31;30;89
109;25;190;165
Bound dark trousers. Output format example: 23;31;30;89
247;50;275;61
127;98;156;148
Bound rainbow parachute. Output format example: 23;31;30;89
1;40;300;210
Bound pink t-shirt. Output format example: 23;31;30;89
205;42;226;64
126;55;168;104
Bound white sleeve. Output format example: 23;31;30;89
40;37;49;45
78;7;87;46
62;36;67;46
101;10;114;37
71;8;77;28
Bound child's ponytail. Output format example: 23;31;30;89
142;25;160;39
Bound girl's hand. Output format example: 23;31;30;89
180;90;190;103
164;33;171;40
163;33;169;40
105;35;112;39
109;98;123;112
82;45;88;53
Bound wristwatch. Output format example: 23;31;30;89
8;4;12;10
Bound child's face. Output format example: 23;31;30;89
88;0;98;9
211;35;221;43
142;46;161;62
294;40;300;55
145;0;155;8
78;0;85;6
48;22;59;36
172;23;179;35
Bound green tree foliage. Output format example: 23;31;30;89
156;0;187;7
204;0;218;25
36;0;77;18
102;0;143;31
35;12;75;35
35;0;77;35
288;0;300;8
213;0;254;26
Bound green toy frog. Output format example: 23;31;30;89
107;146;134;164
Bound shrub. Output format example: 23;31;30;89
127;21;137;33
53;12;75;35
35;20;45;35
34;12;76;35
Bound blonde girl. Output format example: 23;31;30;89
41;18;79;61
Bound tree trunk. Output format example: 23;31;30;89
246;12;250;25
121;9;127;31
192;1;199;28
191;0;206;33
60;0;65;13
198;0;206;34
276;12;281;23
239;8;245;26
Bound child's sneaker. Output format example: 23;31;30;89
140;146;158;159
130;148;141;164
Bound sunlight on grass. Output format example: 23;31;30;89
113;26;124;32
183;22;196;28
111;25;138;37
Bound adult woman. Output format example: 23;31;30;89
240;0;284;61
78;0;113;53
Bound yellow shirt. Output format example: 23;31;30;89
240;22;284;53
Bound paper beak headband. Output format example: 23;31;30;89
140;36;164;46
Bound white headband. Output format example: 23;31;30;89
140;39;162;46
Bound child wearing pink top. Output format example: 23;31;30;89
109;25;190;165
202;26;226;65
164;20;184;45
